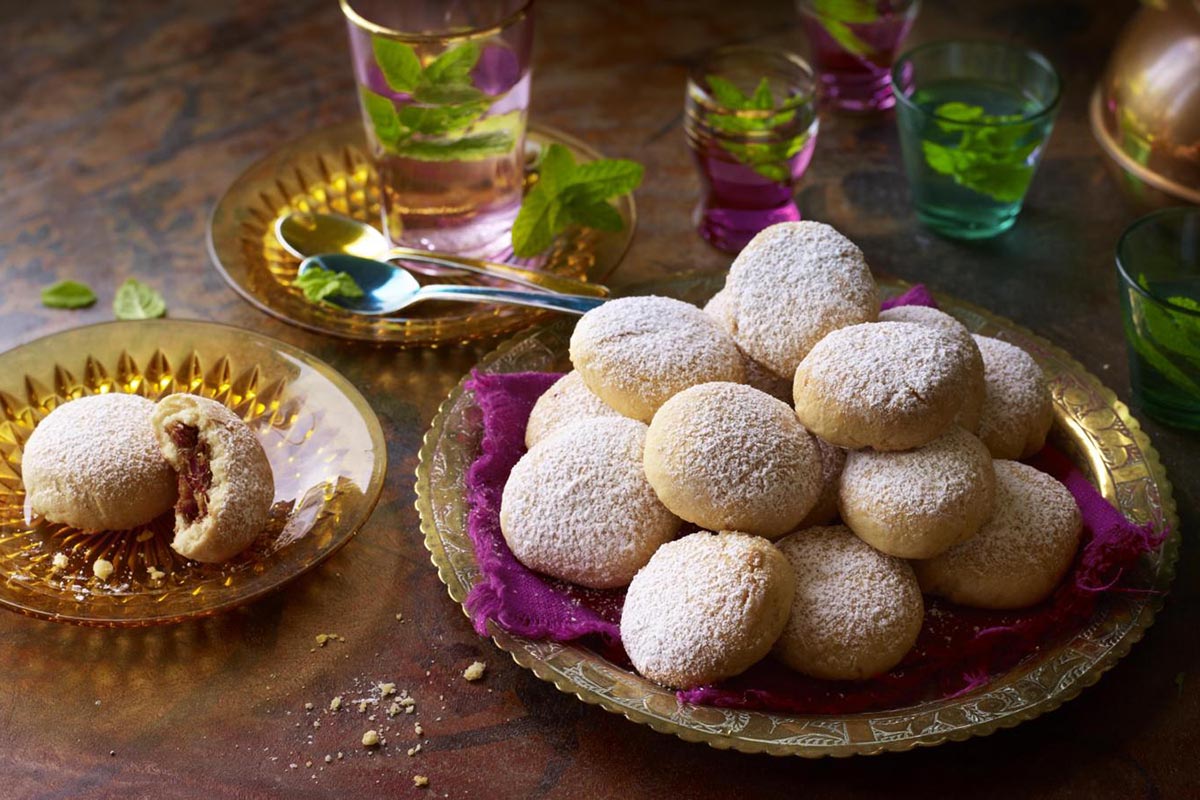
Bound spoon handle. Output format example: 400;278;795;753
417;285;606;315
384;249;609;298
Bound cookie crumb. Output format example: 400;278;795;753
357;700;368;713
463;661;486;681
413;776;429;788
379;682;396;697
414;722;423;736
51;553;69;571
146;566;166;582
387;702;401;717
304;703;314;711
329;696;343;712
315;634;329;646
92;559;114;581
395;613;403;621
324;754;332;764
361;730;380;748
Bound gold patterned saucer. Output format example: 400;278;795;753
414;274;1180;757
208;121;634;346
0;320;386;627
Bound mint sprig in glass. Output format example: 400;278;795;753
685;46;819;253
797;0;919;112
341;0;533;256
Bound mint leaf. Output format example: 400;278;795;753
41;280;96;309
373;37;422;93
813;0;879;23
921;103;1039;203
819;18;875;57
293;267;365;304
113;279;166;320
398;100;490;135
511;184;560;258
749;78;774;110
412;83;486;106
936;102;986;124
422;42;481;87
393;131;515;162
565;159;645;201
361;88;406;146
705;75;748;108
561;198;624;232
535;143;577;194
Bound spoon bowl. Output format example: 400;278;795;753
278;212;608;297
298;254;606;317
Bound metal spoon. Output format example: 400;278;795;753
299;254;605;316
276;212;608;297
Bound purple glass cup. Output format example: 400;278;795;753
797;0;920;112
685;46;819;253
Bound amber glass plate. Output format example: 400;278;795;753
415;274;1180;757
208;121;635;346
0;320;386;627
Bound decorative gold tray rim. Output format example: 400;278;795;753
413;276;1180;756
0;318;389;627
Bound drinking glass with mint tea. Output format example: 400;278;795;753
685;46;819;253
797;0;919;112
341;0;533;256
1116;207;1200;429
890;40;1060;239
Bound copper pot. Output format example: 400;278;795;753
1090;0;1200;206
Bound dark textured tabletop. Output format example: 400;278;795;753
1;0;1197;797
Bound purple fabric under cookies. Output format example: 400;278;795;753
461;285;1166;713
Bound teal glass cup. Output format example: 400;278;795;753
1117;207;1200;429
890;41;1061;239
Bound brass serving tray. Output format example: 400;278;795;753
414;274;1179;756
208;121;634;346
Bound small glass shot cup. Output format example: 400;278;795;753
684;46;819;253
797;0;920;112
1116;206;1200;429
890;40;1061;240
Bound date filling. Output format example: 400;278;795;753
169;423;213;523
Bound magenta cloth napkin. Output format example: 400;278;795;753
461;284;1166;713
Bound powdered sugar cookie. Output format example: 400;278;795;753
621;532;794;688
152;394;275;563
774;525;923;680
569;296;745;422
644;383;822;539
973;335;1053;459
22;393;176;531
524;370;620;449
838;426;995;558
793;322;977;451
720;222;879;378
878;305;986;433
914;460;1082;609
703;289;793;401
501;417;680;589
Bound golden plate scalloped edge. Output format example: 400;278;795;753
0;319;388;627
208;121;636;346
414;274;1180;756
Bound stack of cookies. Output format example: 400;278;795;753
500;221;1082;691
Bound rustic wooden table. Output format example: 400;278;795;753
2;0;1196;797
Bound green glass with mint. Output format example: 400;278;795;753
891;41;1061;239
1117;208;1200;429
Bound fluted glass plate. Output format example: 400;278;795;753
415;274;1180;757
0;320;386;626
208;121;634;346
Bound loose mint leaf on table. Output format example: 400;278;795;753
41;280;96;309
293;267;365;304
113;279;166;320
373;38;422;93
511;143;644;258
